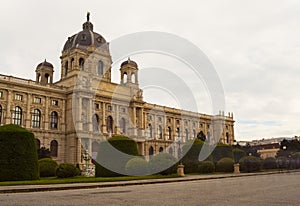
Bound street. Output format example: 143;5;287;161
0;172;299;206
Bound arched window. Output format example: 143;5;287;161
149;146;154;156
148;124;153;138
92;114;99;131
50;140;58;157
65;61;68;76
32;109;41;128
226;132;230;144
159;147;164;153
12;106;22;125
36;138;41;149
79;58;85;71
123;72;127;84
45;73;50;84
120;118;126;134
71;58;74;70
107;116;113;133
131;73;136;83
158;125;163;139
50;111;58;129
185;129;188;141
97;60;103;75
168;126;172;140
0;105;2;124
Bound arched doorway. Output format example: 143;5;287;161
149;146;154;156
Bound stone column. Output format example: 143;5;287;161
5;90;12;124
78;96;82;131
115;105;119;134
88;99;93;132
132;106;137;136
25;93;31;128
102;102;106;133
45;96;49;129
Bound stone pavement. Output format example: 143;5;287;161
0;170;298;194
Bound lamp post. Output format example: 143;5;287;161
283;146;287;169
233;140;240;174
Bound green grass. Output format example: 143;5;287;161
0;174;180;186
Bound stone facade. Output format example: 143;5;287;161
0;15;235;165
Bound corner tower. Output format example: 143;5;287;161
35;60;54;85
59;13;112;86
120;58;139;88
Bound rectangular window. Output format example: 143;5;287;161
52;100;58;106
15;94;23;101
121;107;126;113
0;91;3;98
34;97;41;104
108;105;112;111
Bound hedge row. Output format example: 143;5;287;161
0;124;39;181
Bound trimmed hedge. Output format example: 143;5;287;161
0;124;39;181
216;158;234;172
39;158;58;177
182;139;204;173
239;156;262;172
232;148;246;163
125;157;149;176
262;157;277;170
56;163;80;178
149;153;178;175
198;161;215;173
212;144;234;164
95;136;139;177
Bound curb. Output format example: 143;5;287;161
0;170;299;194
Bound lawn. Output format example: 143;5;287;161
0;174;180;186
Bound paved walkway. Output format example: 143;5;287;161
0;170;298;194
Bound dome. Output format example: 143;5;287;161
63;14;106;51
37;59;53;69
121;58;138;68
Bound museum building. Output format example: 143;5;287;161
0;15;235;165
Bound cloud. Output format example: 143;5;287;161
0;0;300;140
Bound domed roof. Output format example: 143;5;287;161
37;59;53;69
63;13;106;51
121;58;138;67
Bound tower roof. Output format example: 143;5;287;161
62;13;107;51
37;59;53;69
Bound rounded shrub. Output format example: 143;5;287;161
239;156;262;172
56;163;80;178
95;136;140;177
39;158;58;177
291;152;300;169
0;124;39;181
198;161;215;173
182;139;204;173
277;156;288;169
149;153;178;175
232;148;246;163
216;158;234;172
212;144;234;164
262;157;277;170
125;157;149;176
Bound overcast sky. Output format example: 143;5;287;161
0;0;300;141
